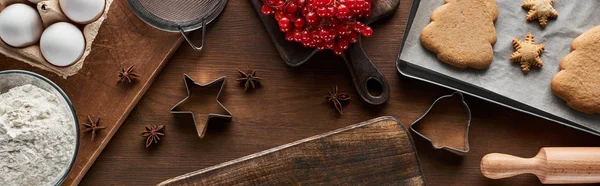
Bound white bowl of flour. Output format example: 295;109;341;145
0;70;78;186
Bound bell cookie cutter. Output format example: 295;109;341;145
410;92;471;154
171;74;232;139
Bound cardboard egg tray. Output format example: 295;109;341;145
0;0;113;78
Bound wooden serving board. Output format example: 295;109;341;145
0;0;183;185
158;116;425;185
251;0;400;105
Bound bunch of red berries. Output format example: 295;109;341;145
261;0;373;55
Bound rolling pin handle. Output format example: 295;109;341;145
480;153;540;180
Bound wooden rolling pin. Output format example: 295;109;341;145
481;147;600;184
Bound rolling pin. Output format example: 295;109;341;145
481;147;600;184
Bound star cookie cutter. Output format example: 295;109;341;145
171;74;232;139
410;92;471;154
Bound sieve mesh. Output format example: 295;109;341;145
128;0;226;32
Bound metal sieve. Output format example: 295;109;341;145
128;0;227;51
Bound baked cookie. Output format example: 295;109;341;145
421;0;498;69
522;0;558;28
509;33;545;73
551;26;600;114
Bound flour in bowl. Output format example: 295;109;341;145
0;84;76;186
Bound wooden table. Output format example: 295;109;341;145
80;0;600;185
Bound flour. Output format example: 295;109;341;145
0;84;76;186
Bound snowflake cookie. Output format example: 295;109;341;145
522;0;558;28
510;33;545;73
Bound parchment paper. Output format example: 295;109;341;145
399;0;600;132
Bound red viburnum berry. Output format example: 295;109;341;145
261;0;373;55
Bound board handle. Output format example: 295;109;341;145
481;153;543;180
343;40;390;105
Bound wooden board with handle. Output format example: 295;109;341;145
0;0;183;185
250;0;400;105
158;116;425;186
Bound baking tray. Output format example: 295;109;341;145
396;0;600;136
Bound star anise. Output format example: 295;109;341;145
141;125;165;148
119;65;139;83
236;69;263;91
81;116;106;141
325;85;351;115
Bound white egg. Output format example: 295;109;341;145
40;22;85;67
0;4;43;47
28;0;43;3
60;0;105;24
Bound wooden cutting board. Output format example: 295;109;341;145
0;0;183;185
158;116;425;185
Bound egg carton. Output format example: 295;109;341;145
0;0;113;78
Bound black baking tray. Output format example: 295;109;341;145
396;0;600;136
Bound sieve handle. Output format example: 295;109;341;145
179;20;205;51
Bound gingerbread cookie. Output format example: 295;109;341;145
522;0;558;28
551;26;600;114
510;33;545;73
420;0;498;69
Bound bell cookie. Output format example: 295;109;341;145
551;26;600;114
522;0;558;28
509;33;545;73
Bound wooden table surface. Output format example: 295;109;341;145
80;0;600;185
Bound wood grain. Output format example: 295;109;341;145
78;0;600;185
159;116;424;186
0;0;182;185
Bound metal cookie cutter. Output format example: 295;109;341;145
410;92;471;154
171;74;232;139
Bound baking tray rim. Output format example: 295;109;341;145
395;0;600;136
